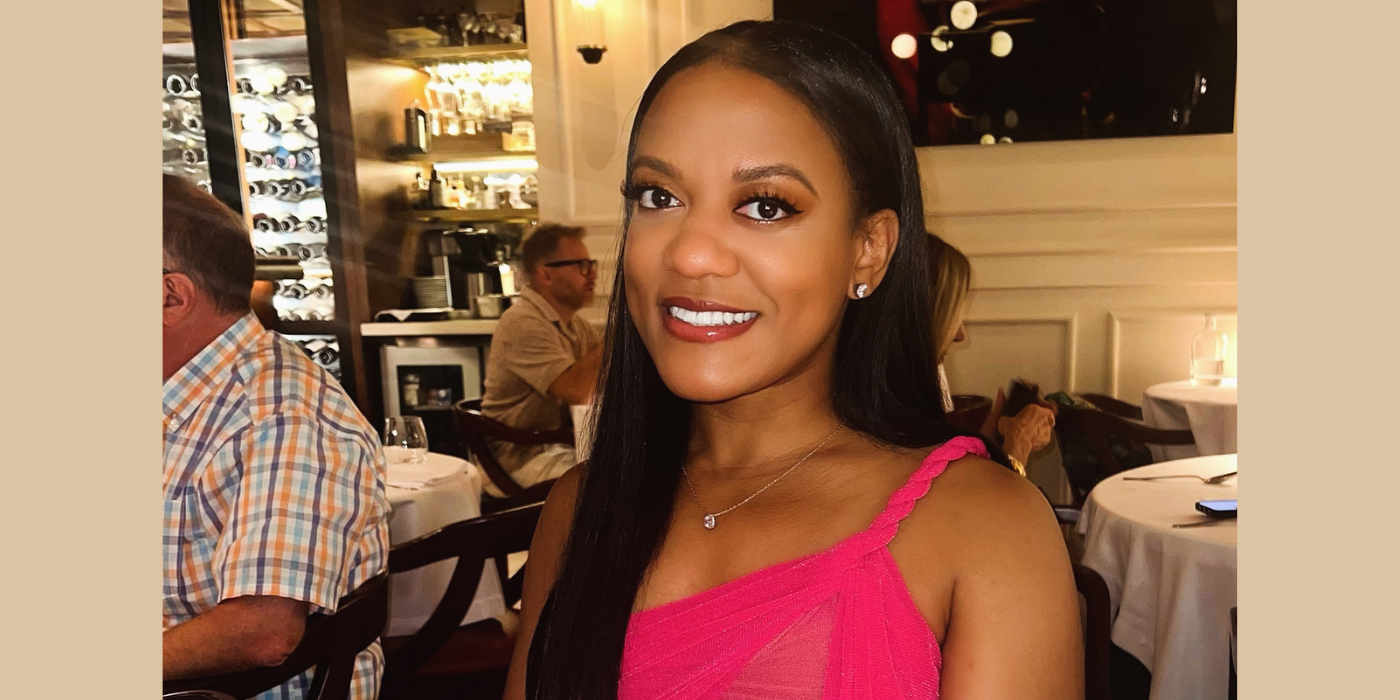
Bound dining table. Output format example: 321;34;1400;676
1141;378;1238;461
1078;453;1237;700
384;452;506;637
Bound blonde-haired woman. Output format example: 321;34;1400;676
928;234;1057;473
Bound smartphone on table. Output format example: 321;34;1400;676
1196;499;1238;519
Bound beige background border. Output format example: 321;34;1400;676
6;0;158;697
9;0;1395;697
1241;0;1400;696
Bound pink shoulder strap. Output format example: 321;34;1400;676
859;436;988;548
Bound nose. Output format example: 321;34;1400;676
665;208;740;280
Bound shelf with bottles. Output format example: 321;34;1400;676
386;6;527;66
162;62;211;192
400;207;540;225
285;334;343;383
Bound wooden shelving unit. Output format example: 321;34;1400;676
399;207;539;224
385;43;529;67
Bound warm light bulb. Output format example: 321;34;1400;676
951;1;978;30
891;33;918;59
980;133;996;145
990;31;1013;57
931;26;953;52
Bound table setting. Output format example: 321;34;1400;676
382;416;506;637
1078;453;1238;699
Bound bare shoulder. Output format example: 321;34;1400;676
893;449;1070;599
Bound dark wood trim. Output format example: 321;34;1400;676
304;0;373;406
188;0;246;217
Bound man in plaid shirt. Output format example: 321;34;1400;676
161;175;389;700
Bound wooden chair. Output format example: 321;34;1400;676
1229;606;1237;700
381;502;545;699
1055;406;1196;506
1079;393;1144;421
453;399;572;514
162;573;389;700
945;394;992;433
163;693;237;700
1054;508;1112;700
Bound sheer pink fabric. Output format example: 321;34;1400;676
620;436;987;699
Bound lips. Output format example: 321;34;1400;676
659;296;759;343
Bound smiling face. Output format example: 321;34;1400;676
622;63;891;403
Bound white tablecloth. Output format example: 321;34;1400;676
1078;454;1237;700
1142;379;1238;461
385;452;506;637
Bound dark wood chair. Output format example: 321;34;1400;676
946;394;992;433
1054;508;1112;700
1229;606;1237;700
163;693;237;700
381;502;545;700
162;572;389;700
453;399;572;514
1055;406;1196;506
1079;393;1144;421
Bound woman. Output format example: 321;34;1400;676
507;21;1080;700
928;234;1058;473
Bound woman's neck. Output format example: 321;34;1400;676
685;369;844;480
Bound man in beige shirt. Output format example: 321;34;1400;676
481;224;602;495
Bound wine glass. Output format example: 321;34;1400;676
383;416;429;464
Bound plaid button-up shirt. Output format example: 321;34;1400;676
163;314;389;700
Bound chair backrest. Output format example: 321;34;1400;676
163;693;238;700
162;572;389;700
384;502;545;684
1055;406;1196;505
454;399;574;498
1074;564;1113;700
946;394;992;433
1078;393;1144;421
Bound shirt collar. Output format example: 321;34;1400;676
163;313;264;422
520;286;563;325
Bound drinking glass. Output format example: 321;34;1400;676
383;416;429;463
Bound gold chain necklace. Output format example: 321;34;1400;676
680;423;845;530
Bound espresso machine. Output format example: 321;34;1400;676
426;228;520;318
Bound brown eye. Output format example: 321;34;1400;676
736;198;795;222
639;187;679;209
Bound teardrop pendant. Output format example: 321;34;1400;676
703;514;717;530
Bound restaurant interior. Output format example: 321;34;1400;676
161;0;1238;698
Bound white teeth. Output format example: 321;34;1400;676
666;306;757;327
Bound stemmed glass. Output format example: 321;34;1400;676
383;416;429;464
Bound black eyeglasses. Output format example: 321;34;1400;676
543;258;598;275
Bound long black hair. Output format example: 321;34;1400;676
527;20;1007;699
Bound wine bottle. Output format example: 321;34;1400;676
281;282;309;299
249;180;267;198
432;8;451;46
305;216;328;233
295;149;319;170
274;151;299;170
316;346;339;365
277;214;303;232
180;148;207;165
252;213;277;232
312;280;334;298
290;76;314;93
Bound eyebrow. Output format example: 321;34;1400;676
734;164;818;197
630;157;819;198
630;155;678;180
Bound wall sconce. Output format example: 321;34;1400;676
574;0;607;64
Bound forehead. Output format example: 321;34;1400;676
553;236;588;257
634;63;844;185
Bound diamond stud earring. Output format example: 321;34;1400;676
854;283;869;298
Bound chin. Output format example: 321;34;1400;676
649;346;769;404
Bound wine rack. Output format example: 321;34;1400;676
232;58;333;323
162;66;210;192
287;335;342;382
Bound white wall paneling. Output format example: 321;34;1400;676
943;315;1079;399
1109;311;1239;401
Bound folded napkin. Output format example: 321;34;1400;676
386;457;463;489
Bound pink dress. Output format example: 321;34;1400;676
619;436;987;700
